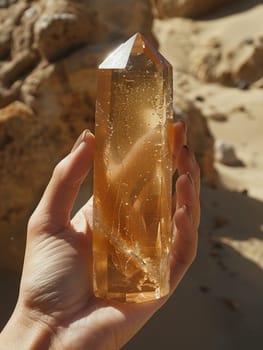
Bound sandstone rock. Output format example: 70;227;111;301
0;81;21;108
92;0;157;45
0;0;215;271
0;26;11;60
11;4;40;57
174;100;217;185
0;45;107;271
0;0;18;7
0;97;94;271
252;77;263;89
0;0;157;108
0;50;39;86
190;7;263;86
209;112;228;122
34;0;104;62
152;0;235;18
0;1;39;110
0;0;158;271
21;46;108;130
214;140;244;166
0;102;37;270
191;35;263;86
0;0;28;59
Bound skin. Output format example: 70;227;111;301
0;121;200;349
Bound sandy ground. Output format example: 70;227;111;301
1;1;262;349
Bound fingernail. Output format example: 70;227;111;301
186;171;194;185
182;204;188;212
183;144;190;152
178;119;187;133
71;129;90;153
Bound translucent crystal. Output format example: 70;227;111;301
93;33;173;303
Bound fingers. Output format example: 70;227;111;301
177;145;200;196
169;204;198;292
176;172;200;229
170;145;200;293
30;130;95;231
71;196;94;234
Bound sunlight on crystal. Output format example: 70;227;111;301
93;33;173;303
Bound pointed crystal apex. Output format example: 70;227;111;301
99;33;171;70
130;32;146;55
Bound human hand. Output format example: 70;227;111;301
0;121;200;350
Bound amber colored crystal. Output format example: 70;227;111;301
93;33;173;302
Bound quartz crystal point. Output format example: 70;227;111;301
93;33;173;302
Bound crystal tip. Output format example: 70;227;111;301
99;32;171;70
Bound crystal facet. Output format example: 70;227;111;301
93;33;173;303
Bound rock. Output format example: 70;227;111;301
209;112;228;122
231;105;246;114
236;80;250;90
214;140;244;166
174;100;217;185
11;4;39;58
92;0;157;45
0;0;18;7
190;7;263;86
153;0;235;18
0;0;28;59
33;0;156;62
0;97;95;271
0;0;216;271
21;46;108;130
34;0;103;62
0;50;39;86
0;45;108;271
0;81;21;108
195;95;205;102
0;0;158;271
252;77;263;89
0;0;156;108
0;102;37;270
0;26;11;60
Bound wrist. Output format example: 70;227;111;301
0;304;55;350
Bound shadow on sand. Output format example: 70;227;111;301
1;184;263;350
125;185;263;350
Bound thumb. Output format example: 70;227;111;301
30;130;95;232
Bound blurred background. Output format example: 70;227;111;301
0;0;262;348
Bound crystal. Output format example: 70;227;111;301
93;33;173;303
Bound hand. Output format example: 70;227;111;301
0;121;200;350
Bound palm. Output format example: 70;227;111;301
27;230;90;309
21;199;167;349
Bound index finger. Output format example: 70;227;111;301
30;131;95;231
